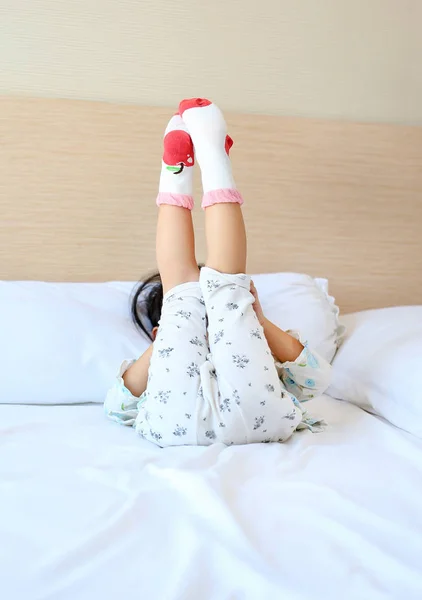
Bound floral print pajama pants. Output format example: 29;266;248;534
134;267;304;446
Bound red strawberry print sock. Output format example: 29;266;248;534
156;114;195;210
179;98;243;209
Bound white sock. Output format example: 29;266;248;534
179;98;243;208
156;114;195;210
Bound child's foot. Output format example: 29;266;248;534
157;114;195;210
179;98;243;208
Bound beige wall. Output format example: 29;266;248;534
0;0;421;125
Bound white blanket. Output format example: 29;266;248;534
1;396;422;600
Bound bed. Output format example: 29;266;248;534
2;397;422;599
1;97;422;600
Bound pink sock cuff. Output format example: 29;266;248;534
202;188;244;209
156;192;194;210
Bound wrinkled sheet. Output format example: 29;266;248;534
1;396;422;600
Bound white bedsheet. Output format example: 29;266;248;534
1;396;422;600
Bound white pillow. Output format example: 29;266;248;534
329;306;422;438
252;273;342;361
0;275;341;405
0;282;149;406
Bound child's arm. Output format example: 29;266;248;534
104;345;153;426
251;281;303;361
122;344;154;397
261;317;304;362
251;281;332;400
275;340;332;401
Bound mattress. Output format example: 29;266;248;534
1;396;422;600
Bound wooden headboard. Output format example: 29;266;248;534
1;96;421;313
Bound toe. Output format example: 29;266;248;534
179;98;212;116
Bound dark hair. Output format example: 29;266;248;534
131;265;203;341
131;271;164;341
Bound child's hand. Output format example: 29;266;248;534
250;281;265;325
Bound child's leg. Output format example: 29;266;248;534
205;204;247;275
137;283;209;446
157;206;200;293
156;113;199;293
179;98;246;274
180;99;301;443
199;268;301;444
136;114;207;447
